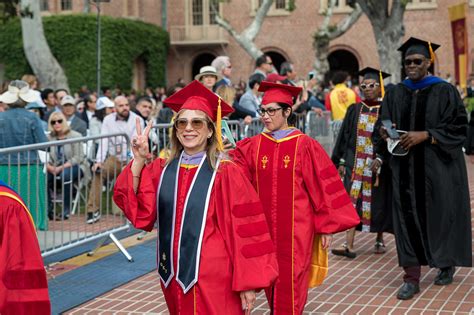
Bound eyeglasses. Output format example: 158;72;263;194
266;62;273;65
174;118;208;130
257;107;283;116
404;58;424;66
360;83;380;90
51;119;63;125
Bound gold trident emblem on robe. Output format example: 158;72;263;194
262;155;268;169
283;155;291;168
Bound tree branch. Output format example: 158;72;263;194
242;0;273;41
321;0;336;30
390;0;407;26
328;3;362;39
214;14;241;40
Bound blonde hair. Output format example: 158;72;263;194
21;74;37;87
167;110;219;170
48;112;71;137
215;85;236;107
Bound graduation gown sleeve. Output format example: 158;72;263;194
301;138;360;234
331;103;357;167
230;137;258;183
113;158;165;231
213;161;279;292
425;84;468;160
0;192;51;315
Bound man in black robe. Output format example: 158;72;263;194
379;37;472;300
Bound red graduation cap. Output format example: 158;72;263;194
163;80;234;151
163;80;234;121
258;81;302;107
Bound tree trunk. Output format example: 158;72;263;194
356;0;407;83
373;27;404;83
313;36;330;82
214;0;273;60
20;0;69;90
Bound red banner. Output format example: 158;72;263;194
448;3;468;89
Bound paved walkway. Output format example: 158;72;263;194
63;163;474;314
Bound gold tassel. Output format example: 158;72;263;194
428;41;436;64
216;97;223;151
379;70;385;99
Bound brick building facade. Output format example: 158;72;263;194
42;0;474;88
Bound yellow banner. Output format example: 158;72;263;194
448;2;466;21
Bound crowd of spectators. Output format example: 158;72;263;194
0;56;472;226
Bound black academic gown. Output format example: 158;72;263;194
380;80;472;268
464;111;474;155
331;102;393;233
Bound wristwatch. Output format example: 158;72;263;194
427;131;437;145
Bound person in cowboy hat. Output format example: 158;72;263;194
0;80;49;230
194;66;222;91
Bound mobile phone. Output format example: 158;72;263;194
381;120;400;139
221;120;236;148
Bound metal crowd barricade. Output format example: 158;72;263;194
0;132;132;259
305;111;340;155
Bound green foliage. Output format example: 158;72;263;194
0;0;19;24
0;14;169;92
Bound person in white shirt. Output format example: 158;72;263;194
86;95;144;223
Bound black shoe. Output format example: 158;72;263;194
86;211;101;224
434;267;455;285
397;282;420;300
331;247;357;259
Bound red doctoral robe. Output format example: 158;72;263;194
0;183;51;315
232;129;360;314
113;158;278;315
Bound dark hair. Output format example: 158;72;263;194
256;54;270;68
248;73;265;89
93;108;107;122
166;83;185;98
41;88;54;101
279;62;293;76
331;71;349;85
83;94;94;110
136;96;153;105
101;86;110;94
54;88;69;98
278;102;296;126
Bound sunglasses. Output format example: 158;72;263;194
174;118;208;130
404;58;424;66
51;119;63;125
360;83;380;90
257;107;283;116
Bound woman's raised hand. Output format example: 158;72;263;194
132;117;153;162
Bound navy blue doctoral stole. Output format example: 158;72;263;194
156;152;219;293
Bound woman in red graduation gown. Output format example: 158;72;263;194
113;81;278;315
232;82;360;314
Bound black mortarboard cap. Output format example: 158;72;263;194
358;67;391;81
397;37;440;61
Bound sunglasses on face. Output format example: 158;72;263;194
174;118;208;130
360;82;380;90
404;58;424;66
51;119;63;125
257;107;283;116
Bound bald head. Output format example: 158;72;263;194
114;96;130;119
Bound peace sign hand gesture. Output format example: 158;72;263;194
131;117;153;163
